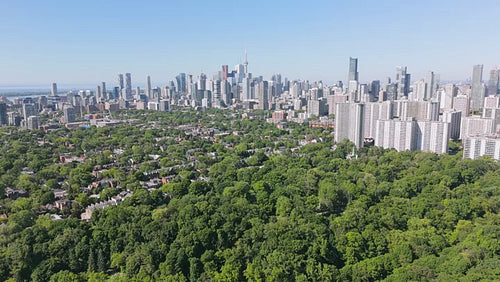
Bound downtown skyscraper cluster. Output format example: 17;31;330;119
1;53;499;160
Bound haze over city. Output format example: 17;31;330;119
2;0;500;86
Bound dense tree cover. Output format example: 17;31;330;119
0;109;499;281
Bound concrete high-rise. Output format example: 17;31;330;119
463;136;500;160
335;102;364;148
471;64;485;110
396;66;410;99
375;119;415;152
453;95;470;118
51;83;57;96
63;106;75;123
441;84;457;109
487;69;500;95
442;110;462;140
27;116;40;130
146;76;152;98
118;74;124;92
348;57;359;82
101;82;106;99
125;73;132;100
0;103;7;125
22;103;37;121
425;71;439;100
96;85;102;101
257;81;269;110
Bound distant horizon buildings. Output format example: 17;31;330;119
2;55;499;160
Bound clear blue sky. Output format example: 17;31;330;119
1;0;499;87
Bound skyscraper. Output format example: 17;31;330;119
222;65;228;81
96;85;102;101
0;103;7;125
257;81;269;110
471;64;485;110
348;57;359;82
51;83;57;96
424;71;439;100
118;74;124;92
101;82;106;99
487;69;500;95
22;103;37;121
146;75;152;98
395;66;410;99
125;73;132;100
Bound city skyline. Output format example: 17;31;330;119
1;0;500;86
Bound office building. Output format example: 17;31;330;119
470;64;485;110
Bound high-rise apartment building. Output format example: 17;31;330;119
125;73;132;100
442;110;462;140
453;95;470;118
335;102;364;148
0;103;7;125
461;116;494;139
471;64;485;110
63;106;75;123
146;76;152;98
22;103;37;121
487;69;499;95
51;83;57;96
101;82;106;98
27;116;40;130
424;71;439;100
375;119;415;152
118;74;124;92
348;57;358;82
396;66;410;99
463;136;500;160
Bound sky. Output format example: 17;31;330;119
1;0;500;88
